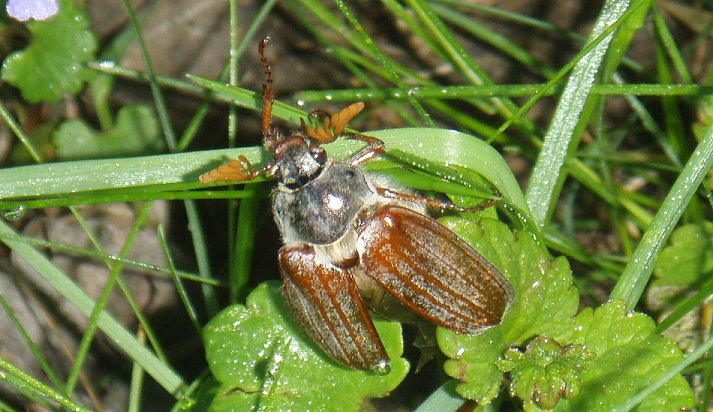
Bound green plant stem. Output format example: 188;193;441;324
610;130;713;307
0;101;43;163
0;219;185;394
0;356;91;412
333;0;434;125
415;381;465;412
160;226;203;336
66;204;154;393
0;295;65;391
121;0;177;150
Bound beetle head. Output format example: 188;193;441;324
271;135;327;189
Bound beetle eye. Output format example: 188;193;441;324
312;147;327;163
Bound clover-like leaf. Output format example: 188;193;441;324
438;216;579;404
2;0;97;102
204;282;409;412
653;221;713;286
498;335;590;410
53;105;163;160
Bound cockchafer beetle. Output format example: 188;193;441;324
200;37;514;373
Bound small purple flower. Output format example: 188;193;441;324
6;0;59;22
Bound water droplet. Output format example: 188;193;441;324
371;359;391;375
2;205;25;221
176;396;194;409
99;60;116;69
296;99;305;107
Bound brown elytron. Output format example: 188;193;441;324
200;37;514;372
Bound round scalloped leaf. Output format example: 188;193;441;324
653;221;713;286
437;216;579;404
561;300;695;411
204;282;409;412
2;0;97;103
53;105;163;159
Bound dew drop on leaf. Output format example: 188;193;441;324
2;205;25;221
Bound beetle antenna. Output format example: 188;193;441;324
259;36;276;148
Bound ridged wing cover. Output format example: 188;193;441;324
279;246;389;370
357;206;514;334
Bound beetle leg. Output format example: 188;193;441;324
375;187;499;213
344;133;385;165
199;155;272;183
259;36;274;141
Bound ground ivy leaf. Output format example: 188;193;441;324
438;216;579;404
2;0;97;103
204;282;409;412
653;221;713;286
560;300;695;411
53;105;163;159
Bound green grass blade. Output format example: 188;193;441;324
414;381;464;412
610;129;713;307
0;295;65;391
0;356;91;412
612;332;713;412
0;219;185;394
526;0;634;228
121;0;177;150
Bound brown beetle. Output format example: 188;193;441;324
200;37;514;373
